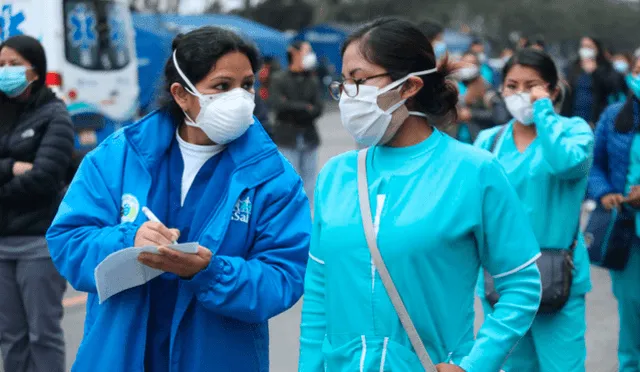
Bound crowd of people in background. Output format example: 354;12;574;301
2;12;640;372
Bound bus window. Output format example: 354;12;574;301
63;0;132;71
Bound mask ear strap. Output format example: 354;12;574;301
408;111;428;118
172;50;201;97
383;99;408;114
378;67;439;95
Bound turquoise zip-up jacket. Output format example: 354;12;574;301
299;129;542;372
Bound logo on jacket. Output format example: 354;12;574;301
231;196;252;223
121;193;140;223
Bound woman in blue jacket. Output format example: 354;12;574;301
299;18;542;372
46;27;311;372
589;54;640;372
475;49;594;372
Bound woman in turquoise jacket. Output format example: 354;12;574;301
46;27;311;372
299;18;542;372
589;54;640;372
475;48;594;371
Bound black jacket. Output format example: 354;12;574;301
561;61;626;125
268;70;323;149
0;90;74;236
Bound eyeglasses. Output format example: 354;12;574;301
328;73;391;101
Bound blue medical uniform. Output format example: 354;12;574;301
475;98;594;372
46;109;311;372
299;129;542;372
144;138;223;371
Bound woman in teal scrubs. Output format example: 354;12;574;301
475;48;594;371
299;18;542;372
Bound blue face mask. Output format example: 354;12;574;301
626;74;640;99
0;66;31;97
433;41;447;60
613;60;629;74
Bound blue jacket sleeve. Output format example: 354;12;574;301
46;155;139;293
298;186;325;372
588;108;616;200
533;98;594;180
183;178;311;324
459;158;542;372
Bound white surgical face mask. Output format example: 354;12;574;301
302;52;318;70
613;60;629;74
477;52;487;63
504;92;534;125
172;50;255;145
579;47;597;60
338;68;438;147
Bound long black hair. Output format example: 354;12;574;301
341;17;458;125
614;55;640;133
163;26;261;123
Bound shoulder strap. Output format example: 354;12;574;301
357;149;437;372
490;125;507;153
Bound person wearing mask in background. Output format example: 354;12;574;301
46;27;311;372
0;35;74;372
476;48;593;372
455;52;511;142
300;17;542;372
418;18;447;60
470;38;496;87
613;53;632;76
562;36;625;127
269;41;323;203
589;54;640;372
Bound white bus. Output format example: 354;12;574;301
1;0;139;171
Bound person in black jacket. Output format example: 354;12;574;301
561;36;626;127
268;41;323;202
0;35;74;372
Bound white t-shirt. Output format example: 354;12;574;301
176;129;225;206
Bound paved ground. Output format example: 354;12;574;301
2;107;622;372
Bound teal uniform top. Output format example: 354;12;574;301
626;135;640;236
475;97;594;297
299;129;543;372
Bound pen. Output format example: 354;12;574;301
142;206;177;244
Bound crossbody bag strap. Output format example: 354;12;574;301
357;149;437;372
490;125;507;153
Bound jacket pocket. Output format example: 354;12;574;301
322;335;424;372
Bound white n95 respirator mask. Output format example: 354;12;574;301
172;50;255;145
504;92;535;126
339;68;438;147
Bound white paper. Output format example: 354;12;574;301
95;242;199;303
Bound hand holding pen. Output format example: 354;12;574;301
133;206;180;247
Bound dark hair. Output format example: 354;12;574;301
341;17;458;125
0;35;47;91
582;36;610;68
287;40;305;65
503;48;559;89
417;18;444;42
615;54;640;134
164;26;261;123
